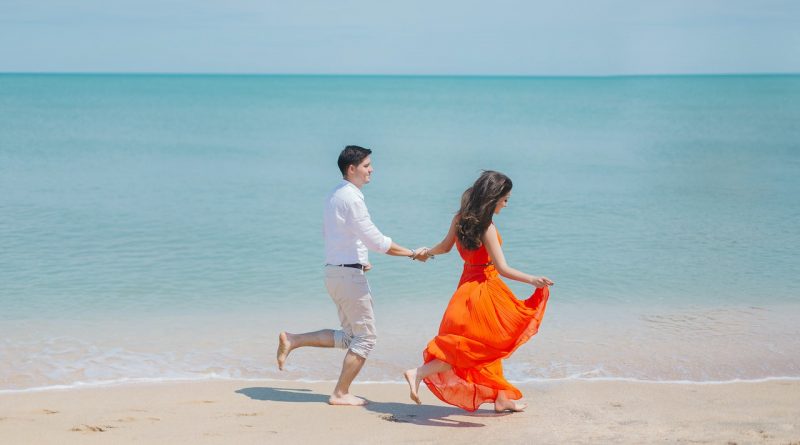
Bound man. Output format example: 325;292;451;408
277;145;429;406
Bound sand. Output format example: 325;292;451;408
1;379;798;444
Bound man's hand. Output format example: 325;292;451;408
412;247;433;262
363;263;373;272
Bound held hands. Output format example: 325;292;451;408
530;276;554;288
410;247;434;262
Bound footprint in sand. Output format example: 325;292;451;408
618;420;647;426
41;409;59;415
757;429;773;440
570;409;594;420
70;424;117;433
117;415;159;422
380;414;410;423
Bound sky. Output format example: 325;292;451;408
1;0;799;75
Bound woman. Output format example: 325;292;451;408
404;170;553;412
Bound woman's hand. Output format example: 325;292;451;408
530;276;554;288
412;247;433;262
363;262;373;272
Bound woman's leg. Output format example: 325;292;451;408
403;359;452;404
494;389;527;412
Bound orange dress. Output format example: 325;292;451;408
423;226;550;411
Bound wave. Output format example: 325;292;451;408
4;373;800;395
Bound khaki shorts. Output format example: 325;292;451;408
324;266;377;359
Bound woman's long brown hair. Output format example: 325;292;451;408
455;171;513;250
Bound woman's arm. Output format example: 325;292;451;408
483;224;553;288
425;215;459;256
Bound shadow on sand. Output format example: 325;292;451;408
236;386;507;427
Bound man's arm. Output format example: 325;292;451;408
349;200;424;260
348;199;392;253
385;242;416;258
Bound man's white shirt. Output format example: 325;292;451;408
323;180;392;265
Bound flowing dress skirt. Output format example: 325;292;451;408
422;237;550;411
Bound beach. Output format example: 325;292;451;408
2;379;799;444
3;0;800;440
2;74;799;443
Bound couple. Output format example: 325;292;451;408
276;145;553;412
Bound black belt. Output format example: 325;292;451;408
329;263;364;270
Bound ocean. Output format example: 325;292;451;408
1;73;799;391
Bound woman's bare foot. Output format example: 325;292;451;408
276;332;292;370
328;393;368;406
494;399;527;412
403;368;421;404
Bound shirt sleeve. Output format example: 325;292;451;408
347;198;392;253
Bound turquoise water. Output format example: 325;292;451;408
1;74;799;389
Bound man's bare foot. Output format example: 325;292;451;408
328;393;368;406
276;332;292;370
494;400;527;413
403;368;421;404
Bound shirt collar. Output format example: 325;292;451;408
341;179;364;199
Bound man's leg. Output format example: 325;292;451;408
277;329;335;370
326;268;376;406
278;267;351;371
328;350;368;406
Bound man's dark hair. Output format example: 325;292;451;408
337;145;372;176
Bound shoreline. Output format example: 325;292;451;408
4;301;799;388
5;375;800;395
2;379;798;444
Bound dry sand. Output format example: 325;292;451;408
1;379;798;444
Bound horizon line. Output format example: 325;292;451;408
1;71;799;79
